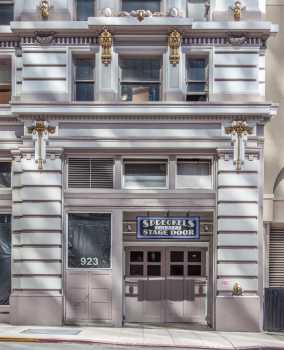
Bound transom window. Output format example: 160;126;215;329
123;159;168;189
187;0;209;21
186;57;208;102
176;159;212;189
0;59;11;104
73;57;95;101
119;57;162;102
76;0;95;20
122;0;161;12
0;3;13;25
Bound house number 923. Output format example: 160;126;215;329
80;257;99;266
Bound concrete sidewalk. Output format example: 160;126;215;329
0;323;284;349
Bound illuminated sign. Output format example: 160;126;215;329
137;217;200;240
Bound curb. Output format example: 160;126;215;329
1;336;284;350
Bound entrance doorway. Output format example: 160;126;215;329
124;246;208;324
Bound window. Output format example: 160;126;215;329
68;213;111;268
119;58;161;102
122;0;160;12
186;57;208;102
0;3;13;25
73;57;95;101
176;159;212;189
0;162;11;188
0;215;11;305
188;0;209;21
68;158;113;188
76;0;95;20
123;159;168;189
0;59;11;104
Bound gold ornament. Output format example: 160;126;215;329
232;282;243;296
232;1;242;21
225;120;252;171
99;29;112;65
40;0;49;19
168;30;181;65
28;121;55;170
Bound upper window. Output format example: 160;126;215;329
176;159;212;189
186;57;208;102
122;0;160;12
68;158;113;188
120;57;161;102
0;59;11;104
0;3;13;25
123;159;168;189
73;57;95;101
187;0;209;21
76;0;95;20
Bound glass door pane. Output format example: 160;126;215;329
0;215;11;305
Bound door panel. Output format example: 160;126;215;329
124;246;208;324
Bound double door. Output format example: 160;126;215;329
124;246;208;324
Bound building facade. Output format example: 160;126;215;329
0;0;278;331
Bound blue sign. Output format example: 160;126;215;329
137;217;200;240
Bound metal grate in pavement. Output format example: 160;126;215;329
21;328;81;335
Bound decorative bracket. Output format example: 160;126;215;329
168;30;182;65
28;121;55;170
225;120;252;171
99;29;112;65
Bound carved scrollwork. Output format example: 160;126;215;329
99;29;112;65
168;30;182;65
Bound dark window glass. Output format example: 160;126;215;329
147;251;161;263
188;251;201;262
170;265;184;276
187;59;206;81
122;0;160;13
186;94;207;102
120;58;161;82
76;82;94;101
0;4;13;25
130;264;143;276
74;58;95;101
0;163;11;188
76;0;95;20
187;82;207;93
170;251;184;263
188;265;201;276
68;213;111;268
147;265;161;276
0;215;11;305
130;251;144;262
120;58;161;102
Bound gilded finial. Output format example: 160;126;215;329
99;29;112;65
232;282;243;296
168;30;182;65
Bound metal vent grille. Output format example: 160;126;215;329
68;158;113;189
269;230;284;287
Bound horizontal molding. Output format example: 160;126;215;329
214;64;257;68
23;64;66;67
214;78;257;82
23;77;66;81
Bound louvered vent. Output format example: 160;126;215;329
269;229;284;287
68;158;113;188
